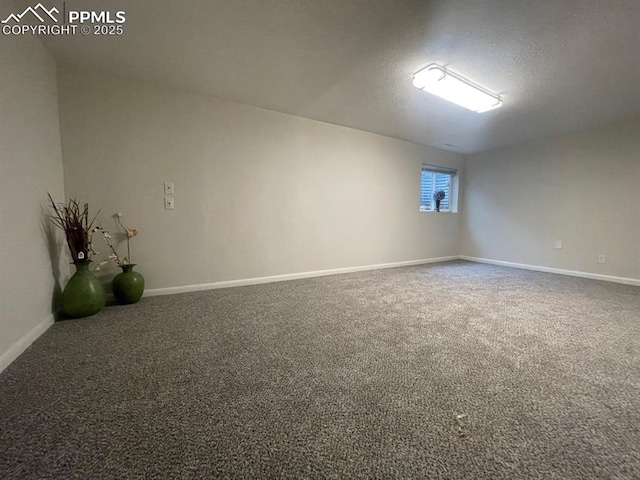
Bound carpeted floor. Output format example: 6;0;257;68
1;260;639;479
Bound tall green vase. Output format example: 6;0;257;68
112;264;145;304
62;262;106;318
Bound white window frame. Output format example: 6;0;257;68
420;164;457;213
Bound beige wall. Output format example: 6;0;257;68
58;67;464;290
0;35;66;367
461;119;640;281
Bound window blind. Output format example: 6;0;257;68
434;173;451;210
421;164;457;175
420;171;435;211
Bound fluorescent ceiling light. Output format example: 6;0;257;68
413;64;502;113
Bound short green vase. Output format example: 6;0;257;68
62;262;106;318
112;264;145;304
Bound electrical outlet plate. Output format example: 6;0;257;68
598;255;605;264
554;240;562;249
164;196;174;210
164;181;174;194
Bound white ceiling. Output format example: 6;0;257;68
28;0;640;153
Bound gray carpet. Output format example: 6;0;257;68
1;260;639;479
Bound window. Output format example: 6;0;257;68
420;164;456;212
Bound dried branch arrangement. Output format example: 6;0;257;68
47;193;100;263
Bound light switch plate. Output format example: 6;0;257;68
164;196;174;210
164;181;174;194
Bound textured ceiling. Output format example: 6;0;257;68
22;0;640;153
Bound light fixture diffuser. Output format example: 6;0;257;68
413;64;502;113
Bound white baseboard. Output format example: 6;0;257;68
460;256;640;286
145;256;460;297
0;314;54;374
